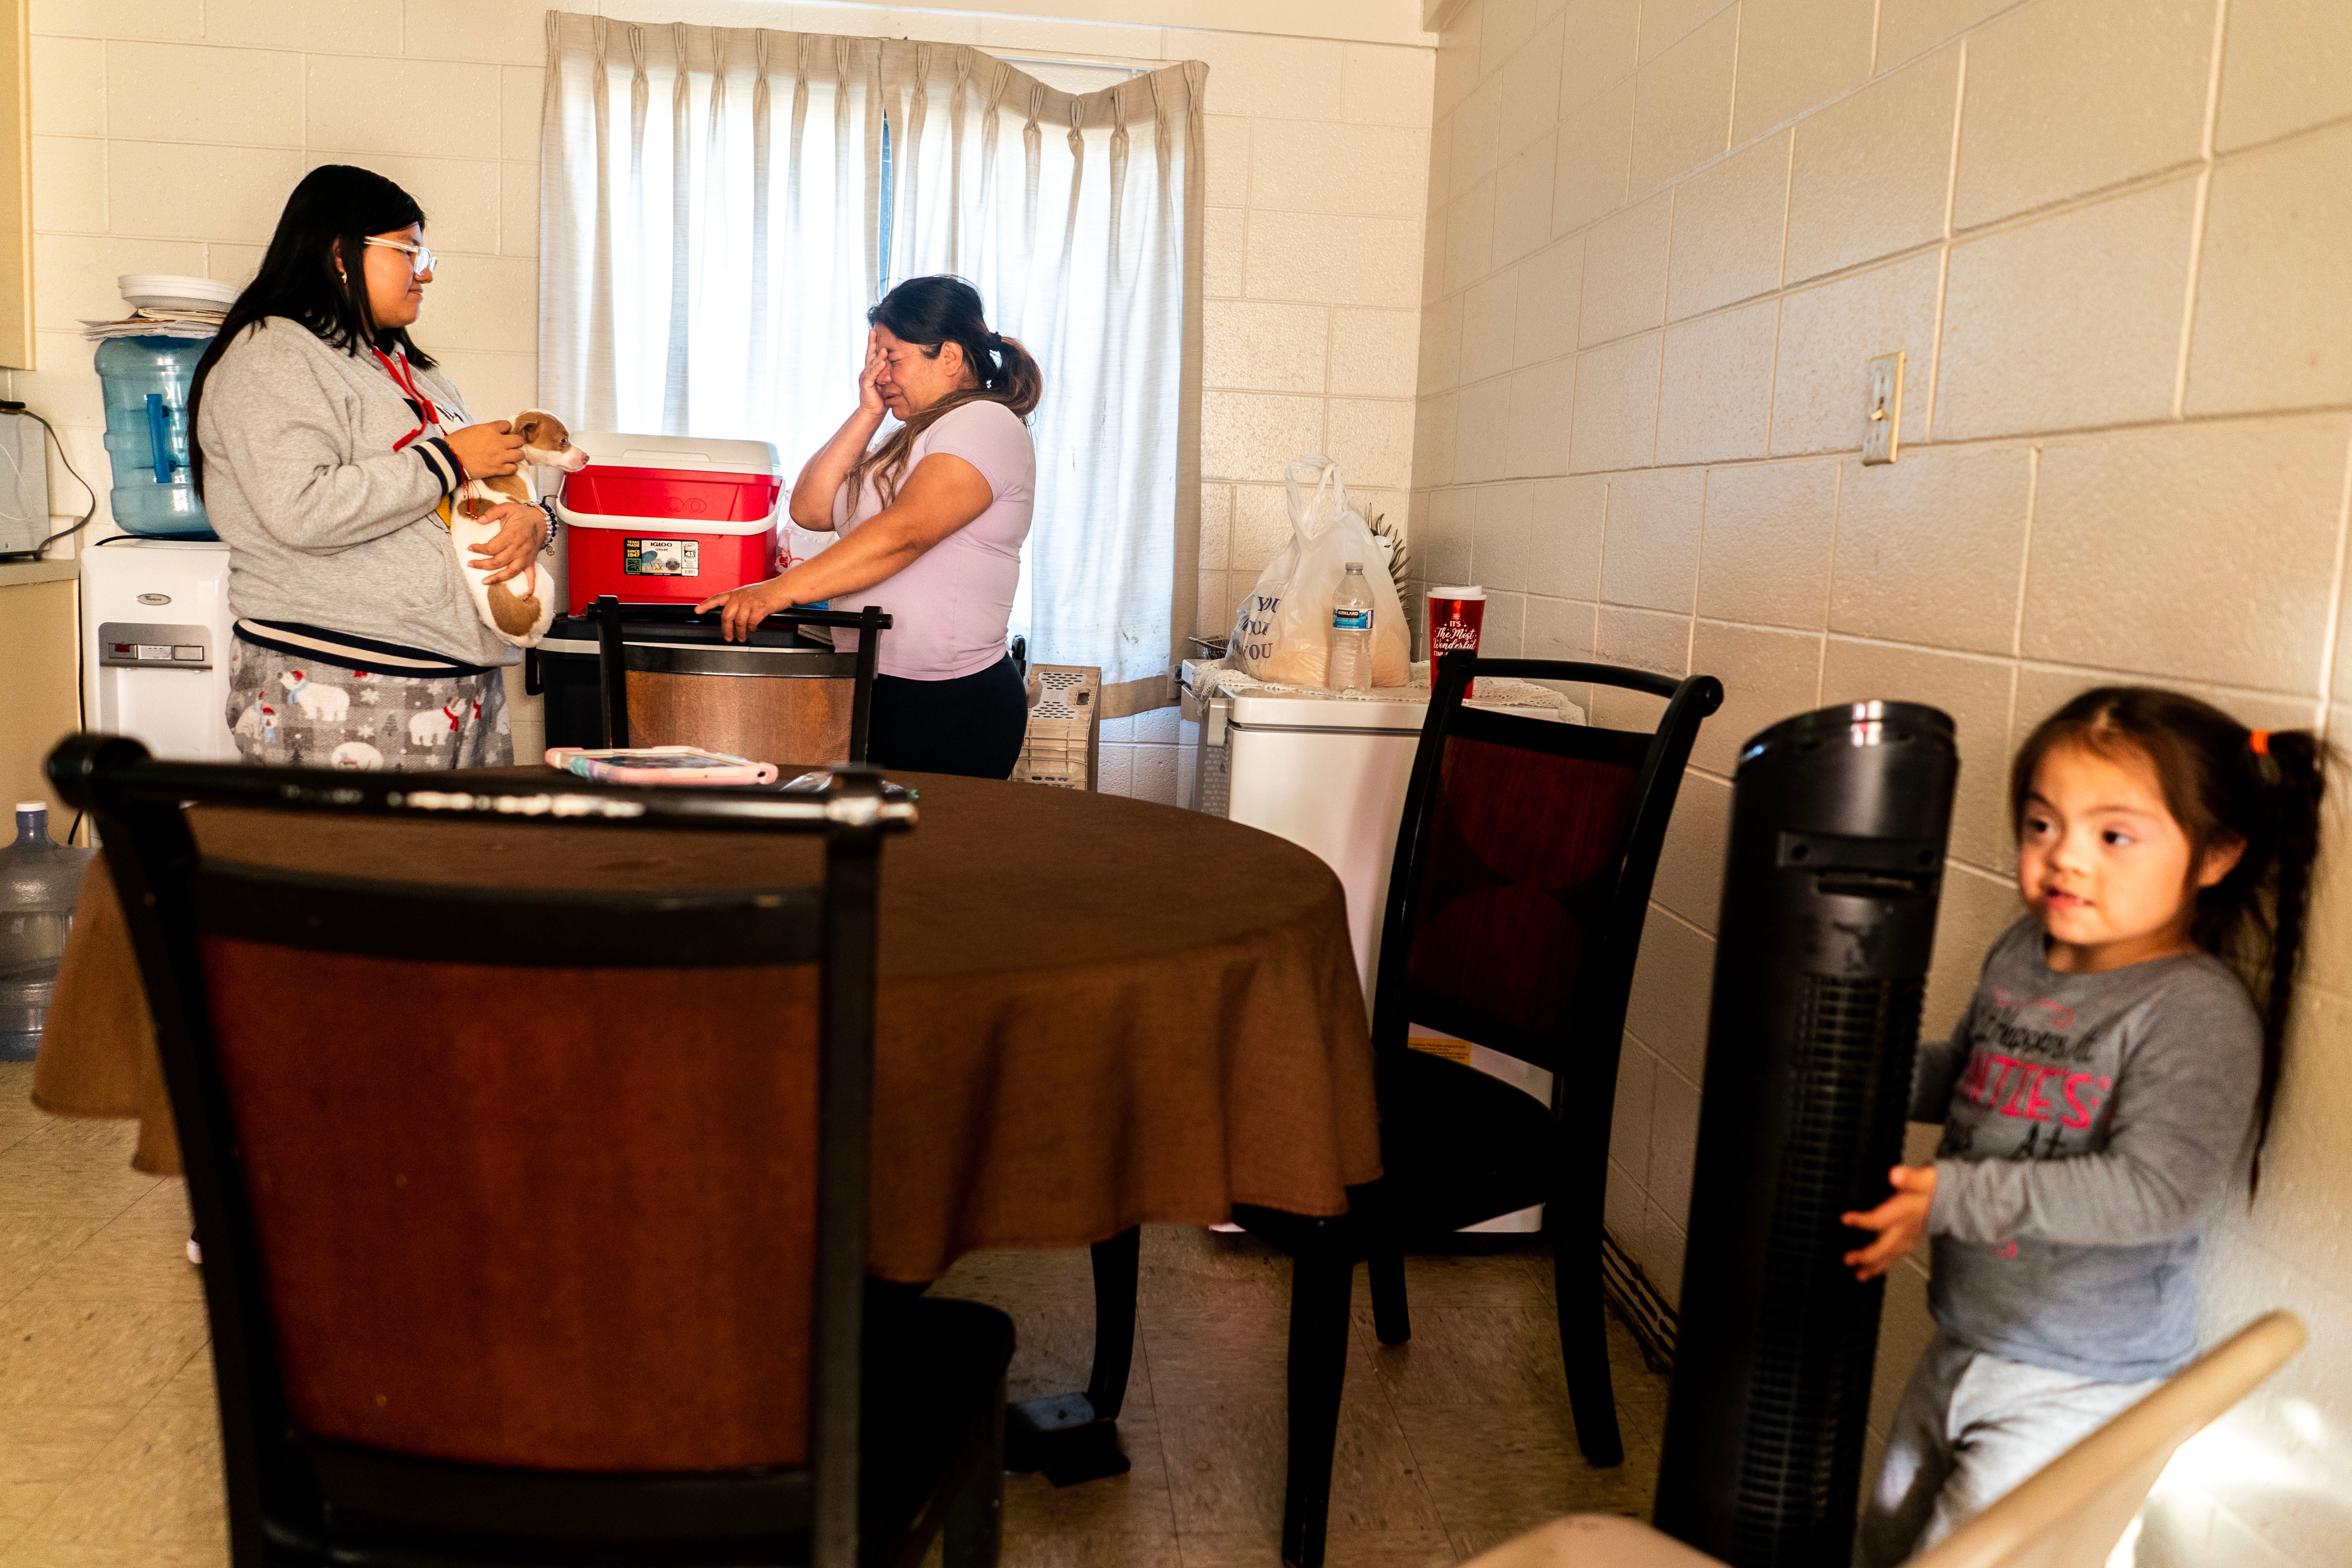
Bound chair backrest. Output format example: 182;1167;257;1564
1907;1311;2307;1568
1371;653;1723;1081
1448;1314;2305;1568
47;734;909;1568
593;597;891;764
1459;1513;1730;1567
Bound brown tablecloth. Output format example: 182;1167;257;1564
30;768;1378;1282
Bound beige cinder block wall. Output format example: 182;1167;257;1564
1409;0;2351;1560
15;0;1432;798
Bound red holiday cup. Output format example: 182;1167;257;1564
1426;585;1486;696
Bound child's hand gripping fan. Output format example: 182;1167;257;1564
1228;456;1410;688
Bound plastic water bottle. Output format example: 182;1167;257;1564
95;335;215;539
1328;561;1374;692
0;803;95;1061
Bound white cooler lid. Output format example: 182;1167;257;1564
1228;688;1431;729
570;432;781;478
1225;686;1571;731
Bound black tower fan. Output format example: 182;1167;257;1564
1652;701;1959;1567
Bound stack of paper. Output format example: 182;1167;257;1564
81;308;225;343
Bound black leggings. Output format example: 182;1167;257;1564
867;656;1028;780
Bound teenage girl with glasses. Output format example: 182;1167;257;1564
187;164;543;772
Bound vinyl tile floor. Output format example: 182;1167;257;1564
0;1062;1670;1567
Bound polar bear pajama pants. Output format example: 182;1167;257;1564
225;639;512;771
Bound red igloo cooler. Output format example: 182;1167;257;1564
558;432;784;613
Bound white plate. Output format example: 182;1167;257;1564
117;273;238;313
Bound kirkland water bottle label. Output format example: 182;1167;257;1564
1331;607;1372;630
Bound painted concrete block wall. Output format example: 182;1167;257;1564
15;0;1432;791
1410;0;2351;1560
1139;23;1433;803
17;0;554;760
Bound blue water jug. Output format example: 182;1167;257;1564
95;335;214;538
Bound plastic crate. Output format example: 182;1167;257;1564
1193;734;1230;817
1013;664;1099;790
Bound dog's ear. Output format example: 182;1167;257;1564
515;410;573;451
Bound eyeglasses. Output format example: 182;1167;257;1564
362;237;438;275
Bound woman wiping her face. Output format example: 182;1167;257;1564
1845;688;2331;1564
699;275;1042;781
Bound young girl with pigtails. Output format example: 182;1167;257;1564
1843;687;2331;1566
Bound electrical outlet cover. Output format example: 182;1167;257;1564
1863;351;1904;465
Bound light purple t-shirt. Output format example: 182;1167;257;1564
827;400;1035;681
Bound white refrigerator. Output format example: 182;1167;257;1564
80;539;238;762
1186;670;1573;1234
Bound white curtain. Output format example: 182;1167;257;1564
540;13;1203;715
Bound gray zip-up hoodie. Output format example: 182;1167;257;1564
1913;917;2261;1380
195;317;513;669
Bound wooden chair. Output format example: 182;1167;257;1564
1235;652;1723;1568
46;733;1003;1568
1907;1310;2306;1568
592;595;892;764
1457;1515;1725;1568
1446;1311;2307;1568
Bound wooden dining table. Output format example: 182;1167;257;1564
30;763;1382;1478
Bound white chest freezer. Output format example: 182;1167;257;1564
1210;686;1431;1005
1186;668;1584;1236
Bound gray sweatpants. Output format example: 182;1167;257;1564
1858;1330;2162;1566
225;637;512;770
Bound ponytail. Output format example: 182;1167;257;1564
2011;689;2335;1194
976;329;1044;416
850;275;1042;510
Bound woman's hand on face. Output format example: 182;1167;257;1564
695;577;798;643
464;502;547;585
448;421;525;478
857;328;890;420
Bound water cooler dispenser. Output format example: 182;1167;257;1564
82;541;237;762
1653;700;1959;1567
81;274;237;762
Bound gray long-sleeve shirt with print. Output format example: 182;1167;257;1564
195;317;510;668
1910;917;2260;1380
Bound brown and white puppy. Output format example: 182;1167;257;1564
449;409;590;648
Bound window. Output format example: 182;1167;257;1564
542;17;1206;710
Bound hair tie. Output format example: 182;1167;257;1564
2250;729;2272;757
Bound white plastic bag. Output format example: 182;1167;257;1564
1228;457;1411;688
